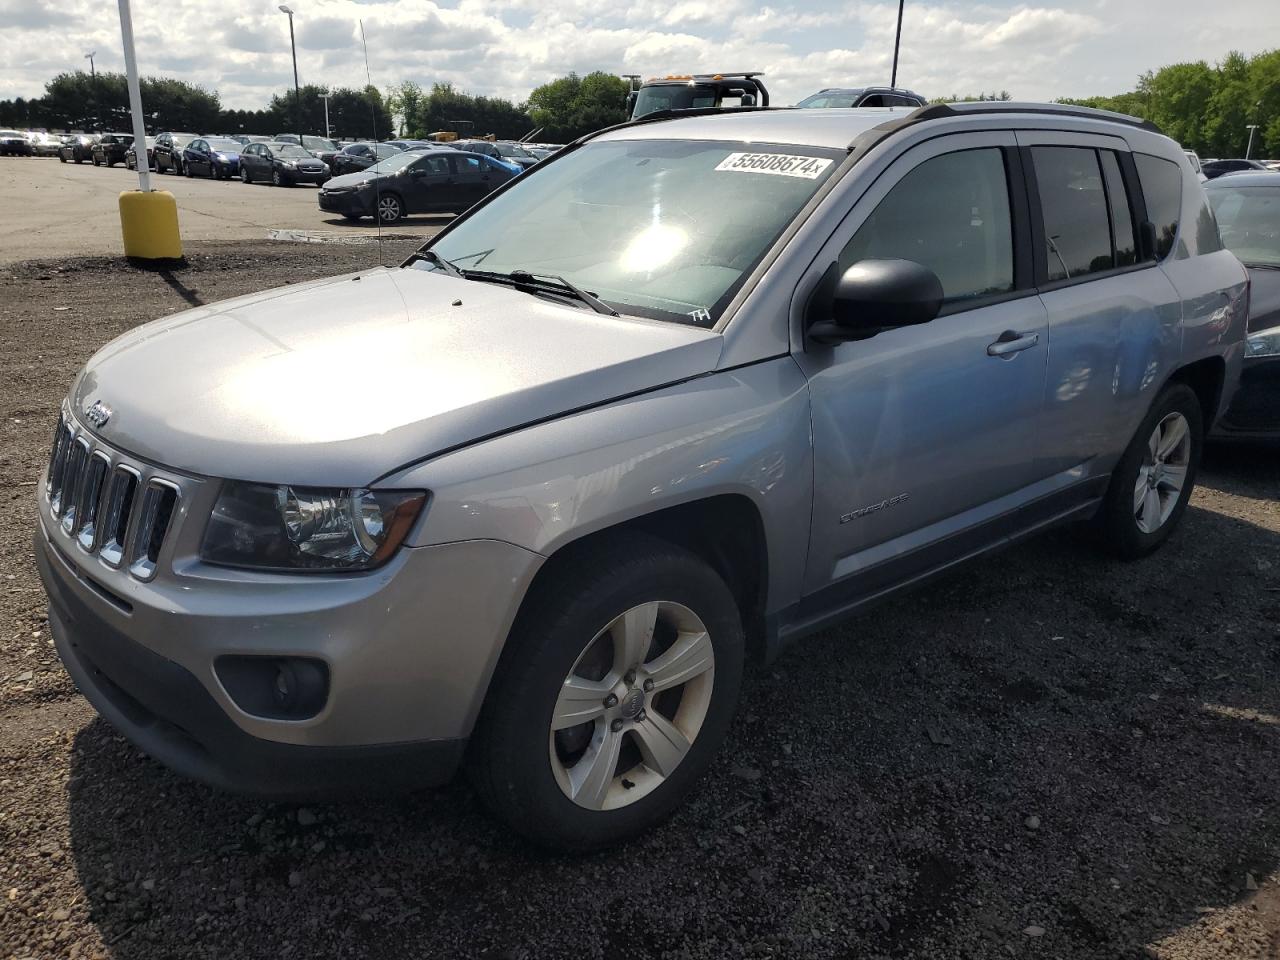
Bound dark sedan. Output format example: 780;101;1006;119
238;142;329;186
0;130;32;156
90;133;134;167
182;137;243;179
154;132;198;174
58;135;96;163
125;136;156;170
328;141;401;176
274;133;340;166
1202;158;1273;180
318;148;516;223
1207;171;1280;440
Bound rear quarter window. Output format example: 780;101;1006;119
1135;154;1182;260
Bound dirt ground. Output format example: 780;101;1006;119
1;242;1279;960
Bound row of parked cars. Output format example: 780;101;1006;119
4;127;565;223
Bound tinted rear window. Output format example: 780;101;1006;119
1135;154;1182;260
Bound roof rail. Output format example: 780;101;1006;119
906;101;1162;134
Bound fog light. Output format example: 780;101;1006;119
216;655;329;720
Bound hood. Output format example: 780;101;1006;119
323;170;376;190
1246;265;1280;334
70;268;723;487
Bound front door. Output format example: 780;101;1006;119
449;154;493;210
792;132;1050;605
403;154;453;213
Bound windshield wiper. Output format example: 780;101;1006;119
408;249;464;278
464;268;618;316
1242;261;1280;271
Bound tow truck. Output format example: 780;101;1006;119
626;72;769;120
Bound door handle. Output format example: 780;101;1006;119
987;330;1040;357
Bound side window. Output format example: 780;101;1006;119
1098;151;1136;267
840;147;1014;303
1134;154;1182;260
453;155;483;174
858;94;888;107
414;155;449;176
1031;146;1113;281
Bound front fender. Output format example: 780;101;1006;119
385;358;814;617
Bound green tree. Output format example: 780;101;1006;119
928;90;1012;104
407;81;531;140
526;71;629;140
385;80;424;137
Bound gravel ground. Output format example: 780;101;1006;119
2;242;1279;960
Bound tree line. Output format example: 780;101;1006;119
2;50;1275;154
0;69;630;143
1059;49;1279;158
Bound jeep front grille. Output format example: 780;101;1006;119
45;414;181;582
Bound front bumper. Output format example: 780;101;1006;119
283;166;327;185
318;190;372;215
1213;355;1280;441
36;481;542;796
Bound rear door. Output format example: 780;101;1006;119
1017;132;1183;477
794;132;1050;606
448;154;494;209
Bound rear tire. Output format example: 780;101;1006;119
1094;382;1203;559
470;533;745;851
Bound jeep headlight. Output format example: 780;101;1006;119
1245;326;1280;359
201;482;425;571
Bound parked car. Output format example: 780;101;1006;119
1185;150;1206;182
1202;158;1273;180
318;148;517;222
796;86;927;108
182;137;243;179
1205;171;1280;440
238;142;329;186
27;132;63;157
124;136;157;171
153;132;198;175
273;133;340;164
58;135;96;163
328;141;402;176
0;130;32;156
91;133;134;167
450;140;525;175
35;103;1247;851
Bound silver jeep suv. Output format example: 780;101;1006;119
36;103;1248;849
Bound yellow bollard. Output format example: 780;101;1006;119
118;190;182;260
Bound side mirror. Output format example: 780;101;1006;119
741;94;756;107
626;92;637;114
808;259;943;344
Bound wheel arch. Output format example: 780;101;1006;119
1166;354;1226;429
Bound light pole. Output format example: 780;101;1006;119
890;0;905;89
319;91;331;138
84;51;96;78
279;5;302;144
1245;124;1260;160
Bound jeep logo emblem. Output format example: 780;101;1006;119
84;400;112;428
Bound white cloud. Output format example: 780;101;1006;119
0;0;1276;112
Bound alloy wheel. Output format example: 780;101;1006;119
549;600;715;811
377;196;402;222
1134;411;1191;534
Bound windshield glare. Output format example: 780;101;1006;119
498;143;533;158
206;138;240;152
797;93;861;108
1209;186;1280;267
428;139;841;326
275;145;310;158
366;153;422;175
632;84;722;119
303;136;336;150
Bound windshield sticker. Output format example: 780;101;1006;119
715;153;833;179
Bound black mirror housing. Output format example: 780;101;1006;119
809;259;944;344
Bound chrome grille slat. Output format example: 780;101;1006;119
75;452;111;551
127;480;179;582
43;413;182;581
98;466;140;568
59;437;91;533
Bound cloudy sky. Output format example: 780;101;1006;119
1;0;1277;110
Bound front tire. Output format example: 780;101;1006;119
1095;382;1202;559
375;193;404;223
471;534;745;850
271;168;284;187
240;166;251;183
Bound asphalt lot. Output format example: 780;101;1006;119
1;243;1279;960
0;155;444;263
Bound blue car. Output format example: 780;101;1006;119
181;137;243;180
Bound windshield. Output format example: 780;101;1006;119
497;143;533;159
206;138;240;152
365;152;423;175
428;139;841;326
274;145;311;158
303;136;336;151
1209;185;1280;267
632;84;723;119
374;143;401;159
